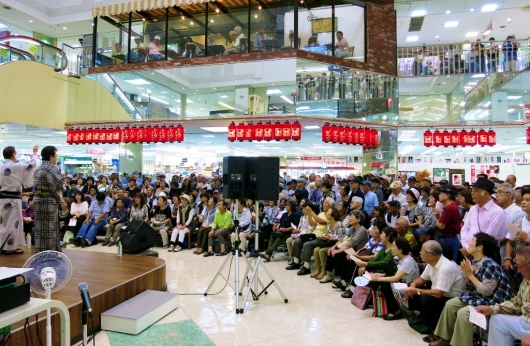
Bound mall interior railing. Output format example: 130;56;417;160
0;43;36;64
0;35;68;72
398;39;530;77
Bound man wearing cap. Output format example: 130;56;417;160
423;178;433;188
309;177;323;205
370;177;384;203
361;181;378;216
385;200;401;227
433;185;462;261
63;174;73;198
387;181;407;207
294;178;309;203
147;35;165;61
348;177;365;206
379;175;392;201
127;36;146;62
460;178;506;259
405;176;417;193
287;179;297;200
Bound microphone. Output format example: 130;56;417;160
78;282;93;316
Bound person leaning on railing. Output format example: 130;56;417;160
486;37;500;72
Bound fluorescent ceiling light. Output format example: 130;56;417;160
218;102;235;110
465;32;478;37
507;108;515;113
175;99;194;103
411;10;426;16
201;134;215;138
141;93;169;105
481;4;497;12
507;96;522;100
398;138;420;142
267;89;283;95
304;125;321;130
221;95;228;99
445;21;459;27
406;36;419;42
124;79;151;85
160;91;168;94
0;23;8;29
281;95;294;104
199;127;229;133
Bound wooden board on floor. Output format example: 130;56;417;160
0;247;166;345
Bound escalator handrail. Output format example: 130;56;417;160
0;35;68;72
0;43;36;61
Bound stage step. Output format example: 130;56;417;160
101;290;178;335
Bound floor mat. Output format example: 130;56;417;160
108;319;215;346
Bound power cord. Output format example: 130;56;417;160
31;292;44;346
86;314;99;346
179;255;234;296
23;318;29;346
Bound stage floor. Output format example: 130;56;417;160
1;247;166;345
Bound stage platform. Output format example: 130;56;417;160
1;247;166;345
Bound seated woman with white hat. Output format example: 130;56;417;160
168;194;195;252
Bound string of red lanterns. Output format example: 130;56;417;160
423;129;496;147
527;128;530;145
227;121;302;142
66;125;185;144
322;123;379;149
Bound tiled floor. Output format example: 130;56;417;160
70;242;427;346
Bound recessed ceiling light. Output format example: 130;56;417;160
221;95;228;99
470;8;474;11
445;21;459;27
124;78;151;85
304;125;321;130
28;19;33;23
507;96;522;100
411;10;426;16
507;18;512;22
0;23;7;29
481;4;497;12
406;36;419;42
466;32;478;37
267;89;283;95
435;35;440;38
62;26;67;29
445;10;451;14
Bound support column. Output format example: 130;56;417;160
235;87;249;115
491;92;508;122
180;93;187;119
119;143;142;174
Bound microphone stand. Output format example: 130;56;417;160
81;301;89;346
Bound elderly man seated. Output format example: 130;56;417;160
223;26;246;55
475;246;530;346
407;240;466;343
396;217;417;248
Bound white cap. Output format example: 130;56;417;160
154;35;161;40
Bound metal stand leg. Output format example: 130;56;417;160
239;257;288;314
82;310;88;346
239;256;266;296
204;252;235;295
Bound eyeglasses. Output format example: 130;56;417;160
517;262;530;270
419;249;433;255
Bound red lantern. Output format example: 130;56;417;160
442;130;451;147
245;123;254;141
433;130;443;147
236;122;246;142
228;122;237;142
459;130;469;147
254;122;264;141
527;128;530;145
359;128;367;145
291;121;301;141
477;129;488;146
331;125;341;143
366;129;374;148
487;129;496;146
151;126;160;143
273;121;283;141
175;124;184;142
263;122;274;141
322;123;332;143
282;122;292;141
373;129;379;148
344;126;353;145
468;129;477;146
338;125;347;144
352;127;360;145
450;129;460;147
423;130;433;147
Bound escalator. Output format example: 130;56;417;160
0;35;68;72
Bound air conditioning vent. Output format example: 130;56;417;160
409;16;424;32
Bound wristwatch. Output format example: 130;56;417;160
417;289;421;296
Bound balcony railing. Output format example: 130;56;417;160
398;39;530;77
0;35;68;72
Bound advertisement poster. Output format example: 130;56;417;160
433;168;450;183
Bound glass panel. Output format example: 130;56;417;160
297;1;333;57
335;1;365;62
167;7;206;59
96;17;129;66
207;2;249;56
144;10;168;61
249;0;292;53
129;14;148;63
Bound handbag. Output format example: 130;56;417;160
300;233;316;243
351;286;371;310
408;316;428;334
371;288;388;317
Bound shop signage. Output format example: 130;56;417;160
322;123;379;149
371;162;383;168
423;129;494;147
228;121;301;142
301;156;322;160
86;149;106;155
66;125;185;144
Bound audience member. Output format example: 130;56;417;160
434;185;462;262
204;201;233;257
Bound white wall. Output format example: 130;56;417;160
284;5;365;60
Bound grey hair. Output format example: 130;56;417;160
350;209;364;224
423;240;443;256
499;183;515;199
397;217;410;226
516;246;530;263
234;26;242;32
351;196;363;206
325;197;336;207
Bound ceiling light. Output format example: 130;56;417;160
201;134;215;138
124;78;151;85
470;8;474;11
220;95;228;99
406;36;419;42
281;95;294;104
481;4;497;12
445;21;458;27
200;126;229;133
267;89;283;95
466;32;478;37
304;125;320;129
445;10;451;14
210;19;214;23
411;10;426;16
507;108;515;113
0;23;7;29
507;96;522;100
507;18;512;22
62;26;67;30
28;20;33;23
435;35;440;38
217;102;235;110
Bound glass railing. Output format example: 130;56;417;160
0;35;68;72
0;43;35;64
398;39;530;77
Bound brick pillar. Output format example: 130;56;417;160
365;0;397;76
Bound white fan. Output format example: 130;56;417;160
23;251;72;346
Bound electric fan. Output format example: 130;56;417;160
23;251;73;346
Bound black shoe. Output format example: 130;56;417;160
80;238;87;248
332;280;347;291
382;311;403;321
73;238;81;247
297;267;311;275
286;263;301;270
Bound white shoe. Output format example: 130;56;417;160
319;276;333;283
175;245;182;252
168;245;174;252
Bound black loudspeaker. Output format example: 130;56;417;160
120;220;156;254
247;157;280;201
223;156;247;199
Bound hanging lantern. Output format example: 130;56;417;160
254;121;264;141
442;130;451;147
263;121;274;141
322;123;332;143
273;121;283;141
423;130;433;147
344;126;353;145
477;129;488;146
359;128;367;145
450;129;460;147
366;129;375;148
228;122;237;142
175;124;185;142
468;129;477;146
373;129;380;148
527;128;530;145
352;127;360;145
291;121;302;141
433;130;443;147
487;129;496;146
338;125;346;144
236;122;246;142
245;122;254;141
331;125;341;143
282;121;292;141
459;129;469;147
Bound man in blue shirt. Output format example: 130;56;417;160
361;181;378;216
294;177;309;204
74;192;110;247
